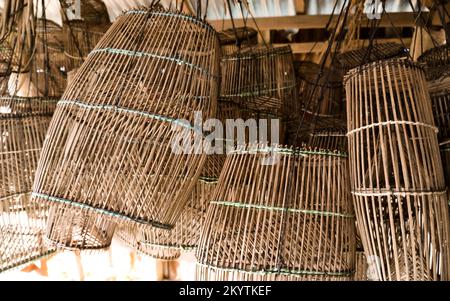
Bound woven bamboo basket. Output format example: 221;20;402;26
220;46;297;119
32;7;220;242
296;61;343;118
428;75;450;142
0;96;57;273
337;42;407;72
285;61;343;145
218;27;258;56
418;44;450;80
346;58;450;281
196;146;356;281
62;20;107;71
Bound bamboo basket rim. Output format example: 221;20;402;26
228;144;348;158
119;7;218;39
344;57;425;82
218;27;258;45
221;45;292;61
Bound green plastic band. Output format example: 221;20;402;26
58;99;204;135
198;176;219;184
0;250;56;274
210;200;354;218
222;83;297;98
138;241;196;251
124;10;216;35
89;47;216;79
197;262;353;277
229;146;348;158
31;192;173;230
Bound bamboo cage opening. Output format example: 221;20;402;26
32;7;220;251
196;145;355;281
346;58;450;281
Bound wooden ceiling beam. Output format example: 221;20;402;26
209;12;423;30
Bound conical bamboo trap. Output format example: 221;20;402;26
418;44;450;80
62;20;107;71
0;96;58;273
220;46;297;119
346;58;450;281
196;146;356;281
337;42;407;73
218;27;258;56
32;7;220;252
428;75;450;142
286;61;344;146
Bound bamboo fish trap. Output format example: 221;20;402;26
337;42;407;72
418;44;450;80
346;58;450;281
428;75;450;142
218;27;258;56
196;146;356;281
0;96;57;273
32;7;220;248
62;20;107;71
220;46;297;119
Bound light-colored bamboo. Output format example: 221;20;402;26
32;7;220;245
196;146;355;281
0;96;58;273
346;58;450;280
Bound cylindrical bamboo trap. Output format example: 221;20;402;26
196;146;356;281
418;44;450;80
218;27;258;56
220;46;297;119
32;7;220;247
0;96;58;273
346;58;450;281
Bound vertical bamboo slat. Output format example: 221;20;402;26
346;58;450;281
